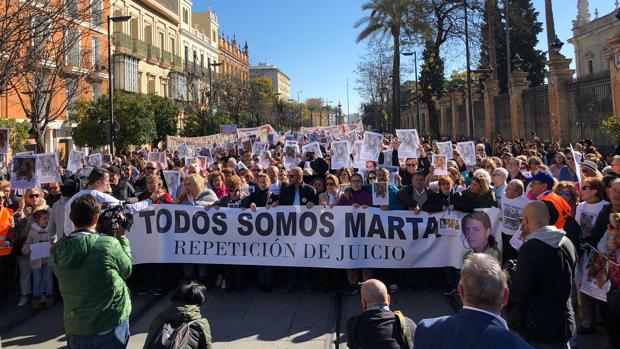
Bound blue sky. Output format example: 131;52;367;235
194;0;616;116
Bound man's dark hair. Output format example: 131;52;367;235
88;167;110;185
61;178;80;197
171;281;207;305
108;166;121;176
70;195;101;228
413;171;426;179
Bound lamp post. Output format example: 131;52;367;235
402;51;420;131
107;15;131;156
296;90;303;128
207;60;223;135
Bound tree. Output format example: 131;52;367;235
213;74;251;127
479;0;547;93
71;93;157;151
248;77;275;126
5;0;101;153
0;119;30;152
146;94;179;147
355;0;414;131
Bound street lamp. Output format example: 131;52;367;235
402;51;420;131
207;60;223;134
296;90;303;128
107;15;131;156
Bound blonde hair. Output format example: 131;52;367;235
184;174;205;198
610;213;620;230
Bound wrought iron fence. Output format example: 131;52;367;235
473;100;485;140
567;70;613;147
494;94;511;139
457;104;467;137
522;85;551;142
445;107;452;135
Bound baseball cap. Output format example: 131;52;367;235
526;170;555;189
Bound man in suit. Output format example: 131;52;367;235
275;166;319;293
414;253;533;349
346;279;416;349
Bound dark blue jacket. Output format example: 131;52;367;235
414;308;533;349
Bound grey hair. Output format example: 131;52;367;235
507;179;524;196
472;169;492;186
459;253;507;311
492;167;508;179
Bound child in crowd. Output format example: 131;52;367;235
21;209;53;309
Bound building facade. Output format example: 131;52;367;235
250;63;291;100
569;1;620;77
0;0;111;154
218;35;249;80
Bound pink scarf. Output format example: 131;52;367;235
212;185;228;199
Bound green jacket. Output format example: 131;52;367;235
144;301;212;349
51;233;132;336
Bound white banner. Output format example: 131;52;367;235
130;205;502;269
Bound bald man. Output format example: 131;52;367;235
507;201;576;348
346;279;416;349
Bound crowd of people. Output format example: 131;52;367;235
0;131;618;348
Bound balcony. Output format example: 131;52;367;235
132;39;147;60
112;33;133;55
161;51;172;68
147;44;161;64
172;55;183;71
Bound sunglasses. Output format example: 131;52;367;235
368;176;377;180
406;163;416;167
351;179;362;183
145;167;156;170
29;194;40;199
581;185;591;190
0;196;5;200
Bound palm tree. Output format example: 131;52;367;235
543;0;557;59
355;0;411;131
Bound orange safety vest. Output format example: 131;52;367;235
539;191;571;230
0;207;14;256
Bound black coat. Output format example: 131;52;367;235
398;155;432;187
346;309;416;349
277;183;318;206
241;188;278;208
452;189;497;213
421;191;463;213
507;232;576;343
111;180;135;201
588;203;613;247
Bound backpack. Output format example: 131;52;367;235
147;319;201;349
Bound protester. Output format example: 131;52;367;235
453;170;497;212
500;179;529;263
0;190;14;312
415;254;533;349
319;174;343;206
109;166;135;201
175;174;217;206
143;281;212;349
346;279;416;349
52;195;132;348
508;200;576;348
11;188;48;307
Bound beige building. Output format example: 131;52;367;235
111;0;182;96
250;63;291;100
569;1;620;76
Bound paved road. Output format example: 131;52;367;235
0;287;609;348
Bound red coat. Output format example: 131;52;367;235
138;191;173;204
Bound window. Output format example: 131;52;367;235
193;50;197;67
32;16;53;55
169;38;175;54
66;77;79;113
587;60;593;75
200;53;204;68
91;37;101;67
212;30;216;42
67;0;79;16
65;27;81;66
184;46;189;66
183;9;189;24
92;82;102;101
91;0;103;25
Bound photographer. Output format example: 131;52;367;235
51;194;132;349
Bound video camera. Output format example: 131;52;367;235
97;201;133;238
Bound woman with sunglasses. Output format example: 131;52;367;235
11;188;48;307
319;175;342;207
549;152;567;179
336;168;352;185
559;151;579;182
336;173;373;295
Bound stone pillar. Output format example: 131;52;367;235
439;98;451;136
450;91;462;138
607;32;620;120
471;90;483;139
546;57;574;142
483;79;500;139
509;70;530;140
